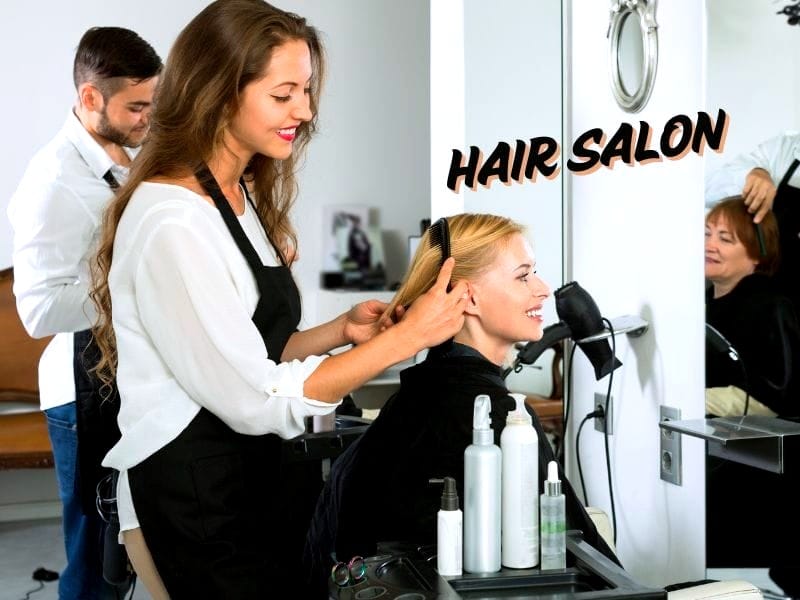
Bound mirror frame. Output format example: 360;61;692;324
608;0;659;113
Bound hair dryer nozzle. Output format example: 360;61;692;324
555;281;622;380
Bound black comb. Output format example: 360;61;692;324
755;222;767;257
429;217;452;291
429;217;451;266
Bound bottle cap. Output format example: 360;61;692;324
440;476;459;511
472;395;493;445
545;460;562;496
506;392;532;425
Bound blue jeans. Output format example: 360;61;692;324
45;402;121;600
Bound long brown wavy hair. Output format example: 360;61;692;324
91;0;325;389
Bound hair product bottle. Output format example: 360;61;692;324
464;394;502;574
436;476;463;577
501;393;539;568
540;460;566;570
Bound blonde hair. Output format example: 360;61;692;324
386;213;525;317
91;0;325;389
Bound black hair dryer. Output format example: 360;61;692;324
506;281;622;380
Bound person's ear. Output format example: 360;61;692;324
463;282;480;316
78;83;103;112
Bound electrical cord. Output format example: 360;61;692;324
18;567;58;600
575;406;604;507
558;341;579;464
601;318;618;546
18;582;43;600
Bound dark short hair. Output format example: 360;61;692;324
706;196;780;275
73;27;162;97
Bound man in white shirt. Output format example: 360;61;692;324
7;27;161;600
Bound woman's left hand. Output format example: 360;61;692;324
343;300;400;345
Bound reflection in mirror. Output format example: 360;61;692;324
617;13;644;96
607;0;658;113
704;3;800;591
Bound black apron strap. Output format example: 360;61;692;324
777;159;800;189
194;165;288;270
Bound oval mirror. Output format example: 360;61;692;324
608;0;659;113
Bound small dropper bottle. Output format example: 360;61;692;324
540;460;566;570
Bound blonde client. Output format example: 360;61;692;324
304;213;619;593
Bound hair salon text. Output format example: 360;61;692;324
446;109;729;193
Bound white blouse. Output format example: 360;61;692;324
102;182;337;530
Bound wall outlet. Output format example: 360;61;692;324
660;406;682;486
594;392;613;435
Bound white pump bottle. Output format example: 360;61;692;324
501;392;539;568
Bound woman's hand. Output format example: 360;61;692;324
398;257;468;348
742;168;777;224
343;300;402;345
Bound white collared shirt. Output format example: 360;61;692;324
101;182;335;531
705;131;800;207
7;111;133;410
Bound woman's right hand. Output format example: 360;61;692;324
397;257;469;349
742;168;777;223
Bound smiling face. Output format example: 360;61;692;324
705;215;758;298
226;39;313;162
95;77;158;148
457;233;551;364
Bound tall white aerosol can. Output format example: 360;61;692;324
501;393;539;568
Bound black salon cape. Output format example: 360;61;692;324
705;274;800;571
303;342;619;593
706;272;800;416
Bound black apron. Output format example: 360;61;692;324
128;166;311;599
772;159;800;312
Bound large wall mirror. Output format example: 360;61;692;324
460;0;564;396
703;0;800;579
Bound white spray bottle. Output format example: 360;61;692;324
463;394;502;573
501;393;539;568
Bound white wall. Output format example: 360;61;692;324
705;0;800;173
566;0;707;587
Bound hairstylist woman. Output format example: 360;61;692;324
90;1;467;597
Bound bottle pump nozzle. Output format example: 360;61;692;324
507;392;532;424
440;476;459;511
472;395;493;445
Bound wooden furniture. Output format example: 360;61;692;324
0;267;53;469
523;341;565;445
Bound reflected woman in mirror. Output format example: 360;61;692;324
704;196;799;417
304;213;619;595
705;132;800;315
705;196;800;595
